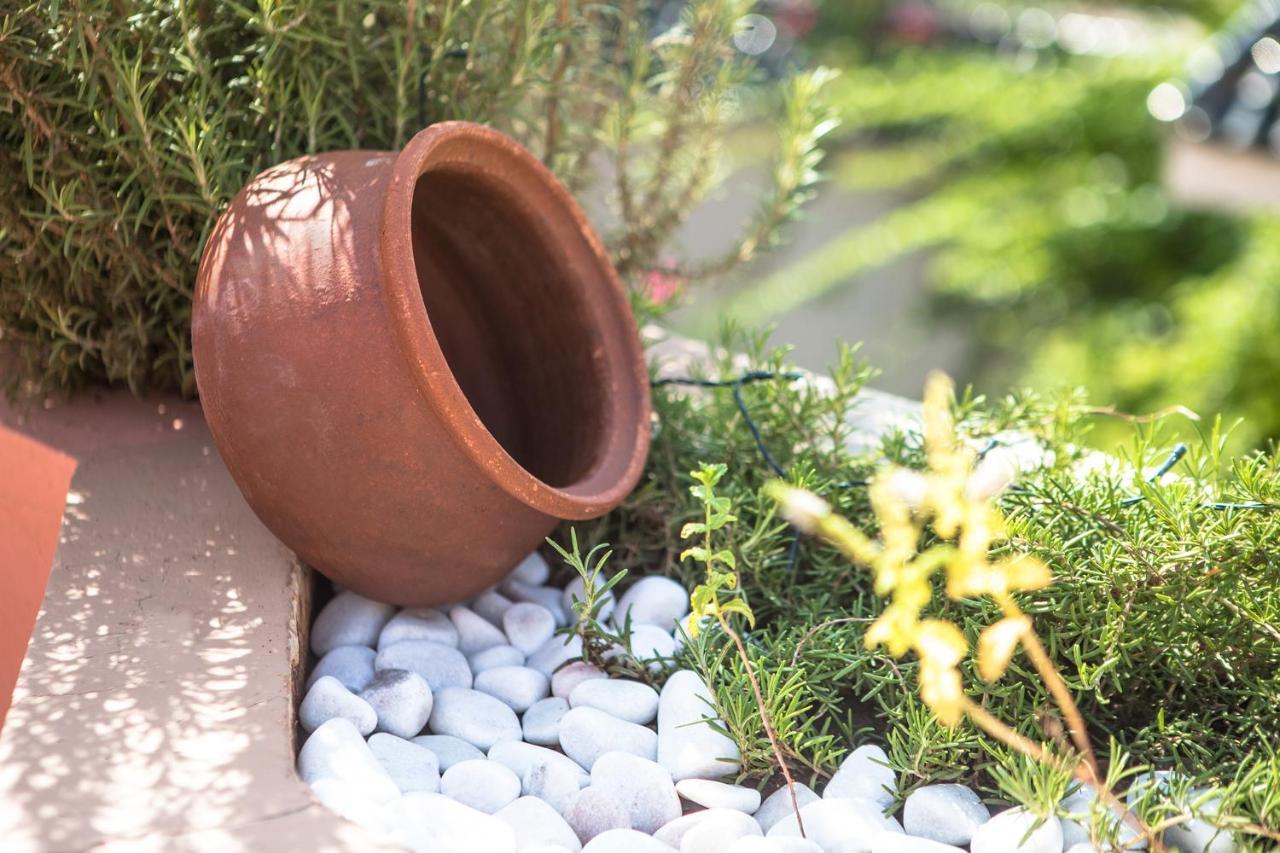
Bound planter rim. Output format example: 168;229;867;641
378;120;651;520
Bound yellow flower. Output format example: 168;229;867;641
977;615;1031;681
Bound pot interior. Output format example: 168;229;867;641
409;166;608;489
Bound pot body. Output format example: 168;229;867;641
193;123;650;606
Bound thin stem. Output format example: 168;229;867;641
1018;626;1098;776
716;612;806;839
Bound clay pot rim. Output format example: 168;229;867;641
377;121;651;521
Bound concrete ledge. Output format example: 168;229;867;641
0;393;395;852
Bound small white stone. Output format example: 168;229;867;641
307;644;377;692
473;589;516;627
376;639;473;690
367;732;441;793
359;668;433;738
502;580;571;626
311;591;396;655
755;784;820;833
497;796;583;852
768;797;901;850
504;603;558;655
511;551;552;585
297;718;399;803
871;832;965;853
569;678;660;725
299;675;377;735
385;791;517;852
1060;782;1145;850
565;786;632;843
553;661;608;698
441;758;522;814
471;644;527;673
560;706;658;768
308;778;394;834
475;665;550;712
590;751;681;834
903;783;990;845
730;838;823;853
615;576;689;630
654;810;742;848
676;778;761;813
680;809;763;852
1064;846;1094;853
581;829;673;853
523;697;571;746
824;744;897;808
657;670;740;781
969;807;1063;853
562;576;616;624
428;686;523;749
378;607;459;649
1164;789;1236;853
412;733;485;771
451;605;510;655
527;633;585;677
524;756;584;814
616;623;677;670
488;741;589;788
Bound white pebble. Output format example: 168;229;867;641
310;591;396;655
307;645;376;692
655;809;750;847
473;589;516;627
553;661;608;698
824;744;897;808
657;670;740;781
1165;788;1236;853
505;602;558;655
730;838;822;853
497;796;582;852
681;809;763;852
299;675;376;735
566;786;633;843
615;576;689;629
428;686;523;749
379;607;459;649
524;756;584;814
582;829;673;852
359;668;433;738
368;732;441;793
412;733;484;771
511;551;552;585
441;758;522;814
903;783;990;846
568;678;660;725
451;605;510;655
768;797;901;849
562;575;616;624
591;751;681;834
969;807;1063;853
560;706;658;768
385;791;517;852
376;639;473;689
503;579;571;626
308;777;394;835
489;740;589;788
471;644;527;673
523;696;571;746
872;833;965;853
475;665;550;712
527;633;585;677
755;783;819;832
297;718;399;803
676;778;761;813
618;623;677;669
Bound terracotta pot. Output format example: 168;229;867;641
193;122;651;606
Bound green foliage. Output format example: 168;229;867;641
578;330;1280;841
683;461;756;636
0;0;833;395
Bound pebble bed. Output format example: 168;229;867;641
297;552;1234;853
